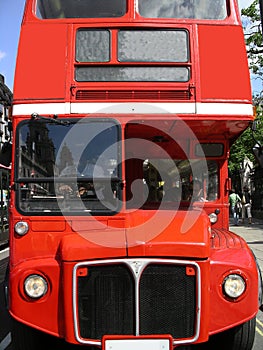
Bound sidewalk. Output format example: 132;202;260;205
229;217;263;274
230;217;263;233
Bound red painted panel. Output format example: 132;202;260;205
59;231;127;261
126;210;210;258
198;25;252;102
13;24;68;101
209;246;259;333
9;259;62;336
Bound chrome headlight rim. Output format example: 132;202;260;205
222;273;246;300
208;212;218;224
15;221;29;236
24;274;48;299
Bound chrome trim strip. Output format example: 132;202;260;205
72;258;201;346
126;260;149;336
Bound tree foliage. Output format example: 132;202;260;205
228;129;255;173
228;1;263;173
241;0;263;78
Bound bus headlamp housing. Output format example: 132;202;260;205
208;212;218;224
15;221;29;236
209;209;220;224
223;274;246;299
24;274;48;299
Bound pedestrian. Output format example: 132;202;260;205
241;186;252;224
229;189;241;226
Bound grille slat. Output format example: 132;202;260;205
75;89;192;101
76;262;197;341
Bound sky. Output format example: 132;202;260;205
0;0;261;94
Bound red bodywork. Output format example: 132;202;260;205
8;0;260;348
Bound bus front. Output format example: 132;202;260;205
8;1;262;350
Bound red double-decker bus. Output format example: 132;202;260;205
4;1;263;349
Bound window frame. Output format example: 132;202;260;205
74;28;191;84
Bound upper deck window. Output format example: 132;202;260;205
138;0;227;20
118;30;188;62
36;0;126;19
75;29;190;82
75;66;189;82
76;30;110;62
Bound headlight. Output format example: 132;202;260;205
209;213;218;224
15;221;29;236
223;274;246;299
24;274;48;299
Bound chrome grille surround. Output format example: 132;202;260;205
72;258;201;346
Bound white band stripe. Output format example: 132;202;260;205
12;102;253;116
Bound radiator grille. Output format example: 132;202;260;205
78;265;135;339
75;89;192;101
76;261;197;342
140;265;195;338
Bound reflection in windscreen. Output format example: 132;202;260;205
16;119;121;214
138;0;227;19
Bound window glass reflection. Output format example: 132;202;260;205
76;30;110;62
75;66;189;82
118;30;189;62
17;119;121;214
138;0;227;20
36;0;126;19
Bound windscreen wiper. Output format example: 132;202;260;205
31;112;74;126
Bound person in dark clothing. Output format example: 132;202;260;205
241;186;252;224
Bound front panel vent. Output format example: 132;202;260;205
75;89;193;101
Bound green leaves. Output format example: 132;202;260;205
229;1;263;172
229;129;255;172
241;0;261;21
241;0;263;78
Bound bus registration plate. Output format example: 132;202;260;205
103;337;172;350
